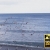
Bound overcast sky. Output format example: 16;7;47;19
0;0;50;13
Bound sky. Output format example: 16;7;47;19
0;0;50;13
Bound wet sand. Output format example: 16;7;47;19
0;44;50;50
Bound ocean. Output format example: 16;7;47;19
0;13;50;47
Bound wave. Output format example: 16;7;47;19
0;41;44;47
6;30;50;33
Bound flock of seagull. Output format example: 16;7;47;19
0;17;35;41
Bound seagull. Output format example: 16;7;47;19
31;34;33;35
26;22;28;24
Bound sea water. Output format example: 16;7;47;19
0;13;50;47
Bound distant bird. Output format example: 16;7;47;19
22;30;25;32
23;26;24;27
0;24;4;26
22;33;24;36
26;22;28;24
31;34;33;35
1;34;4;35
10;28;11;30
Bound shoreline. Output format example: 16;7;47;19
0;43;50;50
